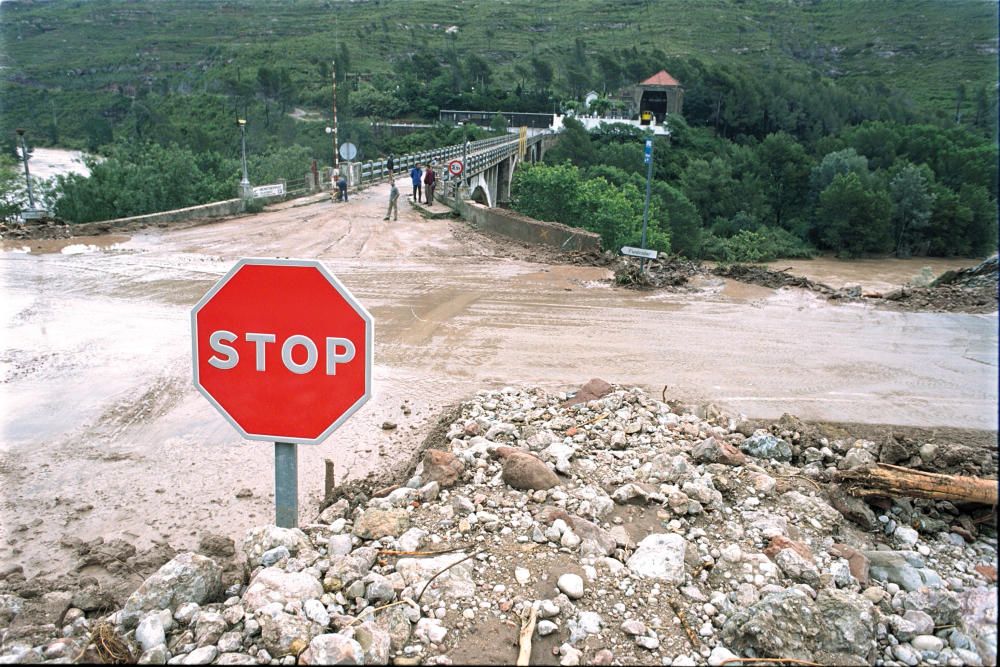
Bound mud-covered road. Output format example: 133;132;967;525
2;184;996;577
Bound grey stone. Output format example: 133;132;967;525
217;632;243;653
620;619;646;635
626;533;687;583
260;546;290;567
958;587;997;667
722;588;821;661
901;609;934;636
352;508;410;540
396;553;475;602
866;550;942;592
241;567;323;611
537;620;558;636
327;535;353;557
815;589;878;662
775;548;821;587
892;643;921;666
216;654;258;665
501;452;561;491
182;646;218;664
136;615;166;653
911;635;945;653
194;610;226;647
257;609;323;658
138;644;169;664
122;553;223;628
299;633;364;665
635;635;660;650
354;622;392;664
242;526;310;563
740;434;792;462
557;574;584;600
373;604;412;651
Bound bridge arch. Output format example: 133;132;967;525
470;184;492;207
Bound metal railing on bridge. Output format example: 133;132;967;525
357;134;533;185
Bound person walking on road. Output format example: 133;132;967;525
337;174;348;202
384;179;400;221
410;164;423;203
423;164;436;205
386;153;395;176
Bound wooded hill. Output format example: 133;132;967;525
1;0;996;155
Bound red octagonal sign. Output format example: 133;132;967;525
191;258;372;444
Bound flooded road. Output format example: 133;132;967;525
2;184;996;576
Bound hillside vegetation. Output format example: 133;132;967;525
0;0;996;257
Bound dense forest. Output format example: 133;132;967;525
1;0;996;258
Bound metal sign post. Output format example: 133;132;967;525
640;137;654;271
275;442;298;527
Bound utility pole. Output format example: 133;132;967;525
238;119;251;199
332;60;339;174
14;129;36;210
640;135;653;271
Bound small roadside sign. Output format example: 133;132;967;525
643;138;653;165
339;142;358;161
252;183;285;198
448;159;464;177
621;246;658;260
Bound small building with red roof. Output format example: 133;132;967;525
632;70;684;122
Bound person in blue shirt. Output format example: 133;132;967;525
410;165;422;203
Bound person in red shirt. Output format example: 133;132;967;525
423;164;437;205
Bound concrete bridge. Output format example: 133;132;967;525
351;132;554;208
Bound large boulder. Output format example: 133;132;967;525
815;589;879;663
722;588;822;661
959;586;998;666
500;451;560;491
242;567;323;611
422;450;465;488
121;552;222;628
723;587;879;663
626;534;687;583
563;378;613;407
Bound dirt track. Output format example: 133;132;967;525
1;183;996;577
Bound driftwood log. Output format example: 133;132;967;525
837;463;997;506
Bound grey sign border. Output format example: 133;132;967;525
191;257;374;445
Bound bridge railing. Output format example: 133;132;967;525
358;134;519;184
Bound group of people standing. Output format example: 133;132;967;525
383;153;436;222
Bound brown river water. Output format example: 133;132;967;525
2;184;996;576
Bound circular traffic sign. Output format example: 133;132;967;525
191;258;373;444
448;159;464;177
339;142;358;161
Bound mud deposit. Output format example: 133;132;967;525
1;184;996;582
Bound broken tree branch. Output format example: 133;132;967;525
516;604;537;666
837;463;997;506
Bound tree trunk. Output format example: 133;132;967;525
837;463;997;506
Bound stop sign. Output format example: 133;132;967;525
191;258;372;444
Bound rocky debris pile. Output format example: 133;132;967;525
1;383;996;665
615;257;704;290
0;218;72;241
876;258;998;314
931;256;999;291
711;263;863;300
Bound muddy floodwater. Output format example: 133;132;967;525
2;184;996;577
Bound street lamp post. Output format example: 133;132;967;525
238;119;251;199
14;129;37;210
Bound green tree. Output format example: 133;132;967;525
889;163;935;257
753;132;812;234
0;154;25;223
809;148;870;199
545;117;595;167
816;172;892;257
